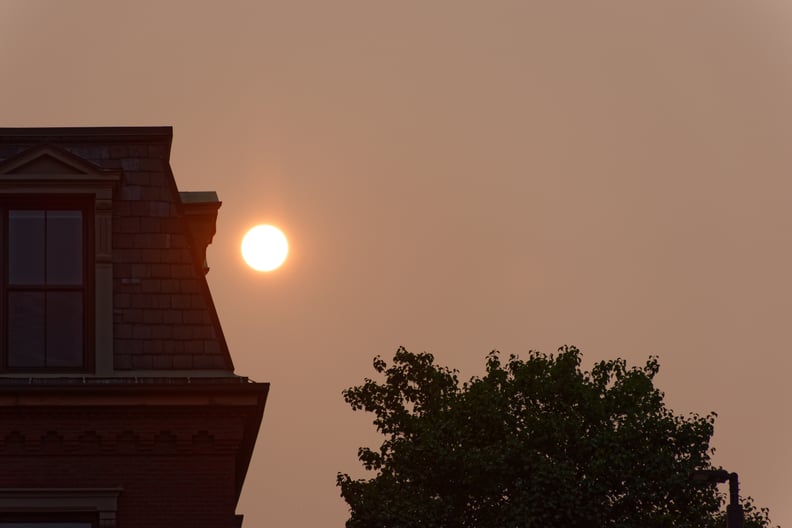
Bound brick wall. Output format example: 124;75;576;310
0;403;253;527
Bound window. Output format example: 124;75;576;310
0;518;93;528
0;489;119;528
0;521;93;528
0;525;91;528
1;197;93;371
0;144;120;375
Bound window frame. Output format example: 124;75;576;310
0;195;95;373
0;489;120;528
0;513;97;527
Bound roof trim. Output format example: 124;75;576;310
0;126;173;144
0;381;269;501
0;143;118;176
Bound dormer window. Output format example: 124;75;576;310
0;145;119;375
3;197;92;370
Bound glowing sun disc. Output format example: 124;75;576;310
242;225;289;272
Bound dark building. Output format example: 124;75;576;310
0;127;268;527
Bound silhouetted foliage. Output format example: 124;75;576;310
338;346;775;527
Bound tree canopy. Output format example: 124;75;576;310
337;346;774;528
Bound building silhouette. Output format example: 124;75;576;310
0;127;268;527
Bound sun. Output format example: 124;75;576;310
241;225;289;272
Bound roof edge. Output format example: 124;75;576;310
0;126;173;143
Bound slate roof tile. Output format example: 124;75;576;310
0;127;234;374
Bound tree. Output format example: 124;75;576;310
337;346;775;528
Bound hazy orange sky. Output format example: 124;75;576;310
3;1;792;525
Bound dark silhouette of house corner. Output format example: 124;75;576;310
0;127;268;528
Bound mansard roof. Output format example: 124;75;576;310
0;127;235;375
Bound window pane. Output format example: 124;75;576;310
46;210;83;285
7;292;45;367
8;211;45;285
45;292;83;367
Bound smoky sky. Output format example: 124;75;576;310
2;2;792;526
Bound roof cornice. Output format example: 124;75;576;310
0;126;173;144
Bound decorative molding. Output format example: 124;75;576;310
0;145;117;178
0;145;120;199
0;488;121;528
0;428;238;454
95;204;113;262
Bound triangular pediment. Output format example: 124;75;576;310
10;153;86;175
0;145;111;178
